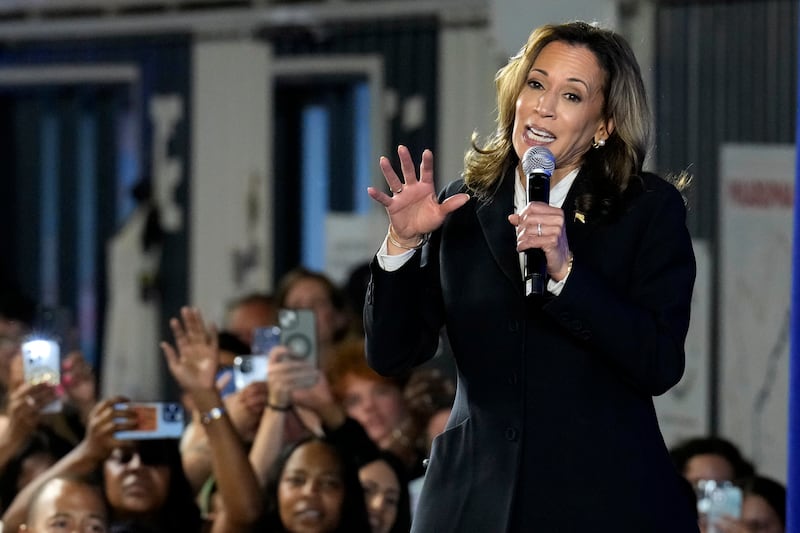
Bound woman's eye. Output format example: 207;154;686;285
320;477;343;490
46;518;70;530
343;396;361;409
527;79;543;89
565;93;582;102
88;523;109;533
284;475;305;487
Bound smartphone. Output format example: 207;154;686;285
697;480;742;532
278;308;318;367
233;354;269;390
21;337;62;413
114;402;185;440
251;325;281;356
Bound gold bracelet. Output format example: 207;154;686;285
387;225;429;250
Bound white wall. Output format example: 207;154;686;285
490;0;619;59
191;39;273;321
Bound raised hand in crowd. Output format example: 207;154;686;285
0;381;56;470
161;306;262;532
60;350;97;425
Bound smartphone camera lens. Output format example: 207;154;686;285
279;310;298;329
240;358;253;373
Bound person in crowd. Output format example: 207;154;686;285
18;475;108;533
0;427;73;511
161;306;264;533
358;451;411;533
738;475;786;533
705;475;786;533
275;267;351;369
402;368;455;456
327;339;422;477
670;435;755;487
224;292;278;349
258;436;372;533
0;283;36;413
2;396;202;533
364;21;697;531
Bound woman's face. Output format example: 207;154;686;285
359;459;401;533
27;478;108;533
340;374;406;448
278;441;346;533
103;446;170;516
284;278;341;346
741;493;783;533
511;40;612;182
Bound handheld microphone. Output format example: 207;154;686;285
522;146;555;296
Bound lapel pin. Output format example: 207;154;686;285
574;211;586;224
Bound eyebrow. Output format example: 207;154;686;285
531;68;590;92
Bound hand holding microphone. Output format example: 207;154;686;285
522;147;555;296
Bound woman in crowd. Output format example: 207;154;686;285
259;436;372;533
327;339;422;477
358;450;411;533
275;267;351;369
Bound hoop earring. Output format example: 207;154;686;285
592;138;606;149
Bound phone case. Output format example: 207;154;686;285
233;354;269;390
114;402;185;440
278;308;318;366
21;338;62;413
251;326;281;355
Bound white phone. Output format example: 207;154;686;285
21;337;62;413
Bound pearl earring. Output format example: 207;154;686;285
592;138;606;149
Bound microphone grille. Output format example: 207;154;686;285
522;146;555;177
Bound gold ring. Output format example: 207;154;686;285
537;223;542;237
392;185;403;194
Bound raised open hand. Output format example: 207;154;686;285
161;306;219;394
367;145;470;244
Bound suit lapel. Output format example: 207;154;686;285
476;168;522;290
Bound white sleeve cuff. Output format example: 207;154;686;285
376;235;416;271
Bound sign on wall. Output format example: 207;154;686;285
719;143;794;482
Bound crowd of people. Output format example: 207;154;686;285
0;266;455;533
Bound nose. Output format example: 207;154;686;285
126;451;143;469
369;492;386;512
535;91;556;118
301;479;320;496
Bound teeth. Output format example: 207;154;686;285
526;127;554;142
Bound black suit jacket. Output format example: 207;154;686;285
365;168;699;532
